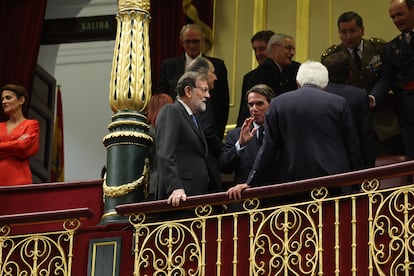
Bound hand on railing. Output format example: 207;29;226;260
227;183;250;200
167;188;187;207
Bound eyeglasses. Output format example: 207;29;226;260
193;86;209;93
276;44;296;52
182;39;201;46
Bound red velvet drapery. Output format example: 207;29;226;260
150;0;213;93
0;0;47;120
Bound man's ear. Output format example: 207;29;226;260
184;86;192;98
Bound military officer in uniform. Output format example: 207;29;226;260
321;11;403;157
371;0;414;160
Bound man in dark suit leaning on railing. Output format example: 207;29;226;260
227;61;363;200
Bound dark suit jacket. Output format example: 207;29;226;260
372;34;414;124
244;58;300;98
154;101;218;199
325;82;375;168
156;54;230;140
219;127;261;186
237;59;300;127
247;85;363;186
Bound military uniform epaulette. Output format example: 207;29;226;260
369;37;387;45
321;45;341;57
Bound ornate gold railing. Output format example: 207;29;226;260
0;208;92;276
117;160;414;275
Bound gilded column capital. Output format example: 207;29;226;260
118;0;150;13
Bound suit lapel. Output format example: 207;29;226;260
176;102;208;156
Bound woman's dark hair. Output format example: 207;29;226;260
1;84;29;110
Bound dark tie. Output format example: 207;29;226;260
353;48;361;69
258;126;264;146
191;114;199;129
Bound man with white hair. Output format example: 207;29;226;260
227;61;363;199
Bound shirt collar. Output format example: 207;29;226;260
253;122;262;129
347;40;363;54
185;52;202;67
177;99;194;116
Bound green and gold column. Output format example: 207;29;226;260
101;0;152;224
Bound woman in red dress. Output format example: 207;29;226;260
0;84;39;185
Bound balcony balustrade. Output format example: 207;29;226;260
1;160;413;275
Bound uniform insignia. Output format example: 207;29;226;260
369;37;387;44
322;45;338;57
366;54;383;72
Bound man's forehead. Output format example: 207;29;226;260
183;28;202;37
283;38;295;44
248;92;267;100
253;40;267;46
339;21;360;29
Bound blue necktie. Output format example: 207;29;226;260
191;114;199;129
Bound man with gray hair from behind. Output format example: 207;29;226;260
227;61;363;200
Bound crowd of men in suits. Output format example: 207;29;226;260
151;0;414;207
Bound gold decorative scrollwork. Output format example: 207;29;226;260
126;180;414;275
195;204;213;217
243;197;261;211
371;188;414;274
362;178;380;192
136;222;202;275
311;187;328;200
130;213;146;225
0;224;77;276
63;218;81;231
0;225;11;236
252;207;319;275
103;159;150;198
